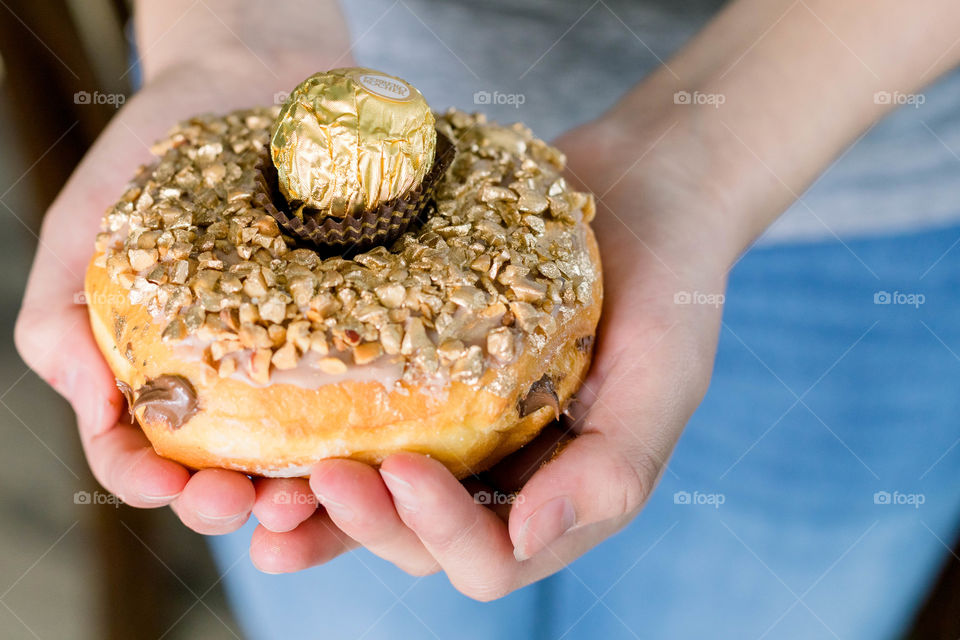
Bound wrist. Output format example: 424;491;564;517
135;0;352;88
144;45;350;102
565;106;750;272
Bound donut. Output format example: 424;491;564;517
85;76;602;479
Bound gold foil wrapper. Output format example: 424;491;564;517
270;68;437;219
256;131;456;252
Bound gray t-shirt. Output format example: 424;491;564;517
340;0;960;243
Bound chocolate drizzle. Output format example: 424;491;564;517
254;131;456;252
519;374;559;420
132;375;199;430
575;335;595;354
116;379;134;419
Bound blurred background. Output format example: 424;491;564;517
0;0;240;637
0;1;956;638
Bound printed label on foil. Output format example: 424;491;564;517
354;73;413;102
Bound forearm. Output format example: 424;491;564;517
600;0;960;258
133;0;351;87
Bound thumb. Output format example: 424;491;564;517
507;431;662;561
507;357;684;561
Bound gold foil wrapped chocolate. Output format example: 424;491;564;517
270;68;437;219
256;132;455;251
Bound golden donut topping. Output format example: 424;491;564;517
270;68;436;219
95;108;597;391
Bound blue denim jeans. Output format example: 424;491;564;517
210;223;960;639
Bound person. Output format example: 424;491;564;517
15;0;960;637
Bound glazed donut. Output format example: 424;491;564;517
85;104;602;479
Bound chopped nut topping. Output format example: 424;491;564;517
509;301;541;332
487;327;516;364
267;323;286;347
516;188;549;214
271;341;298;370
128;248;158;271
353;342;383;365
481;184;518;203
538;262;561;280
243;270;268;298
258;293;287;324
249;348;272;384
169;260;190;284
96;108;597;388
314;357;348;375
218;356;237;378
239;324;271;349
379;323;403;355
449;286;487;310
375;283;406;309
450;345;483;383
309;331;329;355
437;338;465;365
510;278;548;303
286;320;311;352
210;339;241;360
401;317;431;355
470;254;492;273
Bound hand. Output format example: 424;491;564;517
14;49;349;535
246;0;960;598
248;112;739;600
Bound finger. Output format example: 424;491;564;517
310;459;439;576
508;432;658;562
14;303;121;438
14;94;226;440
253;478;317;533
380;454;517;601
171;469;256;535
481;422;574;492
249;510;358;574
82;421;190;508
461;478;513;522
506;320;704;562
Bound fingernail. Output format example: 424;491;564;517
137;491;182;504
315;493;354;522
379;470;418;512
197;510;249;526
514;496;575;561
250;558;285;575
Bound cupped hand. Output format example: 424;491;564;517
14;53;347;535
250;112;739;600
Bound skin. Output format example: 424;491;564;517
15;0;960;601
14;0;353;534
